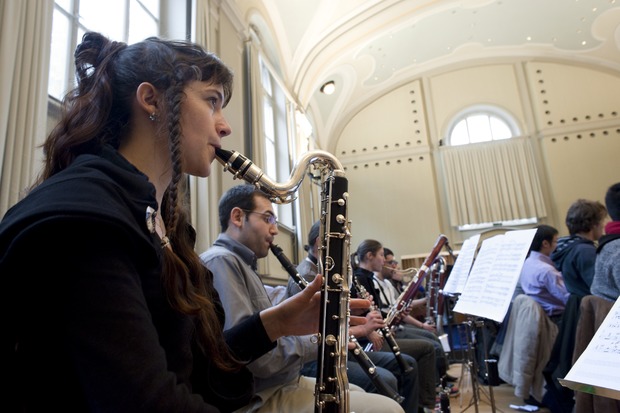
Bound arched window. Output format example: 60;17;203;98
447;105;520;146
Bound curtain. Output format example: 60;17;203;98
245;36;266;166
439;136;547;227
188;0;225;254
245;37;271;274
0;0;54;217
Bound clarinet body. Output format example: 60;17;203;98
270;243;309;290
349;336;405;404
217;148;351;413
270;243;405;404
352;278;413;374
385;234;449;329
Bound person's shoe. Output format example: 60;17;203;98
524;396;544;407
444;373;459;382
436;383;460;398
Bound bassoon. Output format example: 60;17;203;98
384;234;450;329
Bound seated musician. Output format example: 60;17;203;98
353;239;448;411
519;225;569;326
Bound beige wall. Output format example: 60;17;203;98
336;59;620;261
430;64;527;139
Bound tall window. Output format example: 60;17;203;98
49;0;159;100
259;57;295;228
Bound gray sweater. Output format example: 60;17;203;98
590;234;620;302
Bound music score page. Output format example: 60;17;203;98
560;297;620;400
443;233;480;294
452;229;536;322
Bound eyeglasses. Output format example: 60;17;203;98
242;209;278;226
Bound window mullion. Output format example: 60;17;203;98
68;0;81;95
124;0;130;42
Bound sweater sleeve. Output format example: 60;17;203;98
576;244;597;288
206;249;315;390
224;312;277;362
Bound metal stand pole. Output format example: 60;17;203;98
458;318;504;413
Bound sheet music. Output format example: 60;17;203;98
452;229;536;322
443;233;480;294
560;297;620;400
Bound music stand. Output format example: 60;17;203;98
445;230;536;413
443;293;502;413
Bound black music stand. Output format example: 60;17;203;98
445;310;503;413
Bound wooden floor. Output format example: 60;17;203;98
443;363;551;413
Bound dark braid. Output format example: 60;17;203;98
163;77;185;234
159;50;240;371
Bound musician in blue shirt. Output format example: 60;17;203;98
519;225;570;325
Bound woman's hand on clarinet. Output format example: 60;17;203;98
364;310;386;332
260;274;322;340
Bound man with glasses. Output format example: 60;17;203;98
384;256;405;293
199;184;405;413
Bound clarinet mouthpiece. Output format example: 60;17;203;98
214;147;232;164
215;148;259;181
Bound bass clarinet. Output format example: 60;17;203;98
216;148;351;413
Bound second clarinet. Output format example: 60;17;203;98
352;277;414;374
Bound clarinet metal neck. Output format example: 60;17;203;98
215;148;344;204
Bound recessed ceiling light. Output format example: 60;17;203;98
320;81;336;95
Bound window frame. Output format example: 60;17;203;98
258;55;297;230
446;104;521;146
49;0;160;101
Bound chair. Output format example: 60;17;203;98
572;295;620;413
446;322;471;364
498;294;558;402
542;293;581;413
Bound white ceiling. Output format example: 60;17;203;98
224;0;620;149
